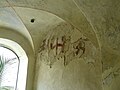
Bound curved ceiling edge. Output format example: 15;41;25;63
0;26;35;55
72;0;101;49
0;2;99;48
0;7;34;51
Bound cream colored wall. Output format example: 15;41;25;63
102;58;120;90
73;1;120;90
35;23;102;90
36;58;101;90
0;0;120;90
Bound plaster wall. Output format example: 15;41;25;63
36;59;101;90
0;0;120;90
35;23;102;90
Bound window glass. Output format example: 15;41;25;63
0;46;19;90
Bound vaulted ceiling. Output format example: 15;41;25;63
0;0;120;90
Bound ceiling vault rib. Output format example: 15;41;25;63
5;0;35;51
5;0;29;33
72;0;101;50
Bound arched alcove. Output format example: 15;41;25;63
0;27;35;90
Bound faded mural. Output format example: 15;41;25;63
35;22;101;90
38;22;99;68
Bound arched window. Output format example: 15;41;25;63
0;46;19;90
0;38;28;90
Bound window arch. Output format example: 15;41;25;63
0;38;28;90
0;46;20;90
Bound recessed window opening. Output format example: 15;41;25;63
0;38;28;90
0;46;19;90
